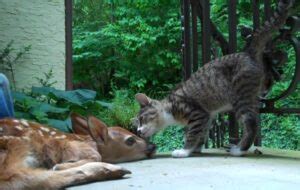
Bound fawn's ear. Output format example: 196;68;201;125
87;116;109;145
135;93;151;107
71;112;90;135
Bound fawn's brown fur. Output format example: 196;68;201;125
0;113;155;189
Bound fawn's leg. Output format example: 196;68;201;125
0;162;131;190
52;158;100;171
47;162;131;188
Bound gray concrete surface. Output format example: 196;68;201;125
69;148;300;190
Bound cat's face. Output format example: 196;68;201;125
133;93;165;138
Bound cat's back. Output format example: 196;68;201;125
204;52;258;71
174;52;263;111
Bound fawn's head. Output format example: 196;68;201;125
71;113;156;163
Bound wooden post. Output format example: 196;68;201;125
65;0;73;90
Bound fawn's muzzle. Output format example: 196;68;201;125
146;143;156;157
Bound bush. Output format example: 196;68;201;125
151;126;184;152
96;90;139;132
73;0;182;98
261;114;300;151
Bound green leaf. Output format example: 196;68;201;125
12;91;35;102
31;86;54;96
31;103;68;114
46;118;72;132
12;91;40;107
14;111;31;119
32;87;97;105
95;100;113;109
31;110;48;121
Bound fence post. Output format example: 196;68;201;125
191;1;198;72
65;0;73;90
201;0;211;65
228;0;239;145
181;0;192;80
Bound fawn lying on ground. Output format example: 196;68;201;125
0;113;156;189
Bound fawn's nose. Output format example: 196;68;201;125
146;143;156;157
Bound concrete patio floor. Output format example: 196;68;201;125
69;147;300;190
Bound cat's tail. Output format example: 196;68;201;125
246;0;294;63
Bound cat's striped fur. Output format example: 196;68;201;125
134;0;294;157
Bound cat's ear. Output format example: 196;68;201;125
135;93;151;107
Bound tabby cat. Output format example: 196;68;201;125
134;0;294;157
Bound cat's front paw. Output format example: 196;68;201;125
172;149;191;158
229;145;246;156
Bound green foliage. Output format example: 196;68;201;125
31;87;97;106
96;90;139;132
73;0;181;98
261;114;300;150
34;69;58;87
0;40;31;90
13;87;101;132
151;126;184;152
267;43;300;108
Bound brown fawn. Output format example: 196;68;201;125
0;113;156;189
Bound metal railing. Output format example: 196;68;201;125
180;0;300;147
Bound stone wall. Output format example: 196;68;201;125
0;0;66;90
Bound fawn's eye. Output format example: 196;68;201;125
125;136;136;146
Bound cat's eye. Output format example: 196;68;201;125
139;117;143;125
125;136;136;146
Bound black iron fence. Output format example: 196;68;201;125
180;0;300;147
